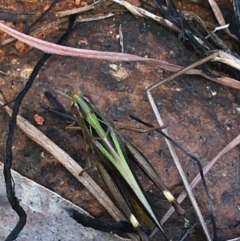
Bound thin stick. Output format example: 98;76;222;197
147;52;219;91
110;0;180;32
146;53;226;241
207;0;239;41
76;13;114;23
161;133;240;225
56;0;101;18
147;90;212;241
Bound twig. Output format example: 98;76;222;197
207;0;239;41
179;222;198;241
26;0;61;32
0;8;35;22
76;13;114;22
56;0;101;18
111;0;180;32
225;238;240;241
160;133;240;225
2;15;76;241
147;90;212;241
0;13;114;47
119;24;124;53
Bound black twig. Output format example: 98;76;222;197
25;0;62;33
3;15;76;241
66;208;135;233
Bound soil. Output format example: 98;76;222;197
1;0;240;241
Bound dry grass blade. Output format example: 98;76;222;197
145;53;239;241
207;0;239;41
1;22;240;90
111;0;180;32
208;0;228;26
226;238;240;241
160;133;240;226
147;91;212;241
0;0;101;47
0;18;69;47
147;48;240;241
150;50;240;89
147;52;219;91
0;93;138;241
76;13;114;23
0;22;163;61
56;0;101;18
214;51;240;70
111;0;144;17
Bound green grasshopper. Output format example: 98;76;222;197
70;93;185;240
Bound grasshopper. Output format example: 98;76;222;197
69;93;185;240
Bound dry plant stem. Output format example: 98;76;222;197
56;0;101;18
179;223;198;241
1;23;240;90
208;0;228;26
0;18;68;47
215;51;240;71
160;133;240;225
1;0;101;47
0;22;169;61
147;91;212;241
119;24;124;53
147;52;219;91
1;14;115;47
147;49;240;240
111;0;210;50
0;94;138;241
207;0;239;41
110;0;181;32
146;55;228;241
76;13;115;23
226;238;240;241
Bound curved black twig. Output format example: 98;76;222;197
66;208;135;233
3;15;76;241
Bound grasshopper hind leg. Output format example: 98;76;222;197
78;163;96;176
78;153;97;176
